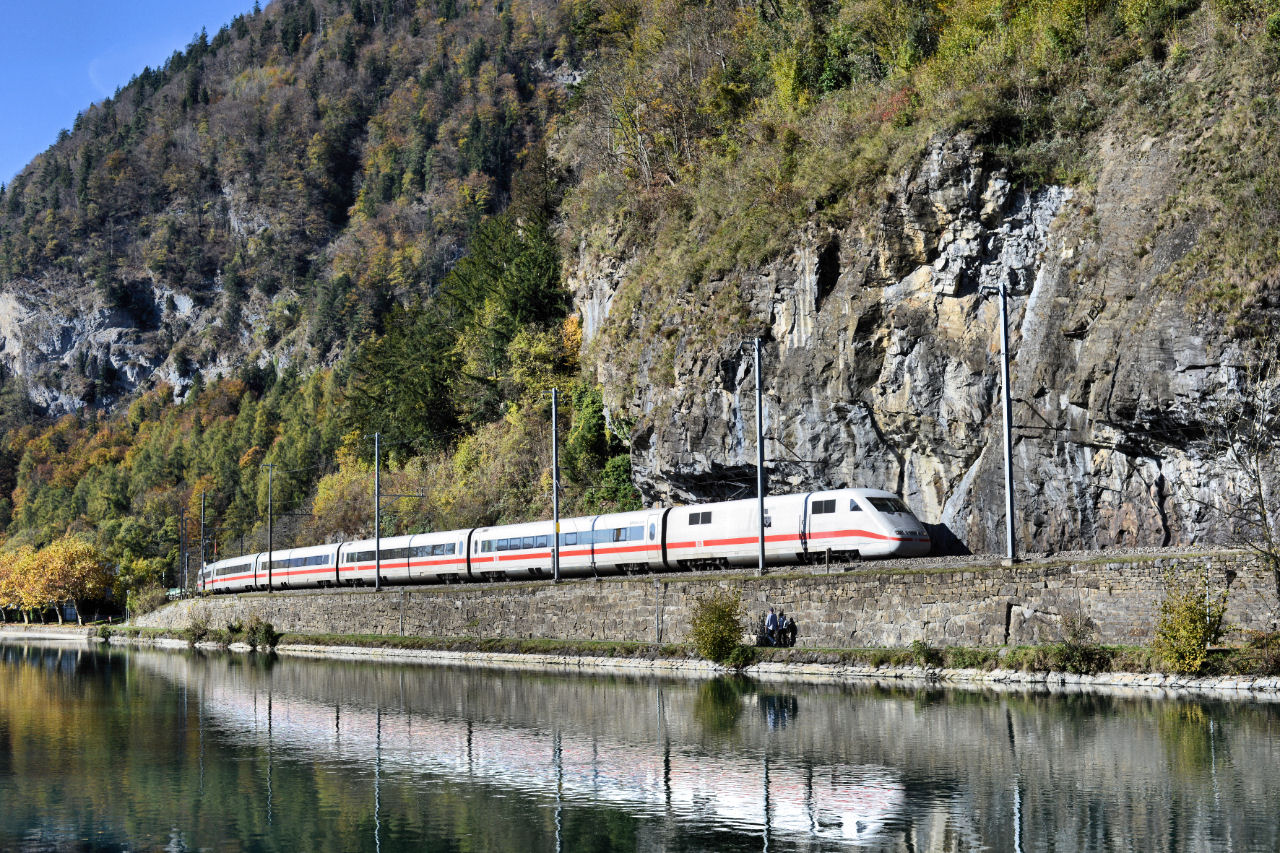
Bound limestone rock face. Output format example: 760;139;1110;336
0;268;276;412
0;275;173;411
574;131;1248;554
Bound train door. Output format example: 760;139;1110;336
645;512;664;569
806;493;843;560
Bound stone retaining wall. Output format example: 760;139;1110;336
135;550;1279;648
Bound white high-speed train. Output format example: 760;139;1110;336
198;487;931;593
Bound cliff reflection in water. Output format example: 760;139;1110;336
3;642;1280;852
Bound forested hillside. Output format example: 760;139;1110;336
2;0;1280;615
0;0;636;611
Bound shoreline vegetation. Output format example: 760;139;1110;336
2;624;1279;698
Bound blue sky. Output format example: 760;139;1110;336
0;0;256;185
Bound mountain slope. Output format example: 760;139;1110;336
0;0;574;411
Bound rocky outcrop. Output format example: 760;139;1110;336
0;269;285;412
574;131;1253;554
0;275;171;411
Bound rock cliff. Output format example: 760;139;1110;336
572;130;1251;555
0;272;264;411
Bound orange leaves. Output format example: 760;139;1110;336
0;537;108;621
40;537;112;612
238;445;266;469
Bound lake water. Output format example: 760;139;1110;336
1;641;1278;852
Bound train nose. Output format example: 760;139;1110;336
892;525;932;556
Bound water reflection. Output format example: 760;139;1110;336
155;655;902;848
2;640;1280;852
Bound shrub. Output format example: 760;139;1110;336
182;610;210;647
725;644;758;671
1244;631;1280;675
127;585;170;618
1153;571;1229;675
95;625;113;642
689;589;746;665
206;628;233;646
1049;613;1113;675
244;615;280;651
909;639;942;668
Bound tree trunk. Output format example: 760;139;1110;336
55;605;64;625
74;600;82;626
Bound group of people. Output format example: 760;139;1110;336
759;607;798;647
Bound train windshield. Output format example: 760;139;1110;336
868;497;915;516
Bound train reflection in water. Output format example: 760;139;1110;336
138;654;903;847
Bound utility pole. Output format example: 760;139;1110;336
551;388;561;584
996;280;1018;563
264;463;275;592
199;492;205;595
179;507;187;594
374;432;382;592
755;337;767;576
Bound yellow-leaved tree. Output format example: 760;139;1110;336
0;546;34;622
40;537;112;625
4;545;46;624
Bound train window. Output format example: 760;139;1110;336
812;499;836;514
701;511;712;524
613;527;626;542
536;535;548;548
523;536;536;549
649;523;656;540
629;525;643;541
690;511;711;525
496;539;507;551
868;497;902;513
763;511;772;528
849;499;863;511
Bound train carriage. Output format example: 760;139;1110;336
664;495;802;569
263;543;341;589
578;509;665;574
203;554;259;594
404;531;470;583
471;520;559;580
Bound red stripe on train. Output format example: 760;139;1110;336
667;528;907;550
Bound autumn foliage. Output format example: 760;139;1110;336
0;537;112;624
